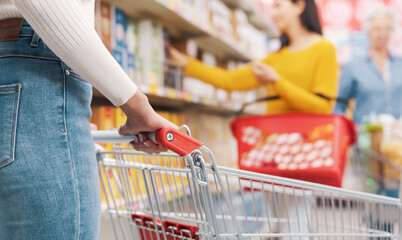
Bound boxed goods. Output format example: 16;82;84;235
138;20;165;88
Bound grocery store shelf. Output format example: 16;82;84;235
221;0;278;38
92;88;243;117
194;36;251;61
104;0;253;61
103;0;206;38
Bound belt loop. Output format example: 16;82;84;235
30;32;39;48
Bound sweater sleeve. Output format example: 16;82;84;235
12;0;137;106
272;43;339;114
184;58;261;91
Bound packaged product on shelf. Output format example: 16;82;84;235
201;51;217;102
114;108;127;129
111;6;130;75
167;39;199;92
112;7;128;50
193;0;210;31
247;26;269;59
209;0;233;42
94;0;102;37
97;1;112;52
231;9;248;51
163;31;184;91
138;20;165;89
231;9;248;39
367;116;402;180
380;141;402;180
127;18;142;83
182;76;199;102
92;106;115;152
126;18;139;55
92;106;115;130
171;39;198;59
112;48;125;70
127;53;136;82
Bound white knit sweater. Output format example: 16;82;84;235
0;0;137;106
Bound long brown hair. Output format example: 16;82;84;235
280;0;322;48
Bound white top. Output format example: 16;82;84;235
0;0;137;106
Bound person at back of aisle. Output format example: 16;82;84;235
0;0;175;239
334;7;402;124
169;0;338;115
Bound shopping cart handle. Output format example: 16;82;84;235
154;127;204;156
92;127;204;156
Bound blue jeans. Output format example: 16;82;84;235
0;21;100;239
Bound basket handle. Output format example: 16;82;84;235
92;126;203;157
237;93;349;115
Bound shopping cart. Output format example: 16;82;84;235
349;142;402;197
92;126;402;239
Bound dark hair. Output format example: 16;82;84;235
280;0;322;48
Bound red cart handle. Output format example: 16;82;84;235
155;127;204;157
92;126;204;156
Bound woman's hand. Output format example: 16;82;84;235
251;61;280;84
119;91;177;154
168;46;190;68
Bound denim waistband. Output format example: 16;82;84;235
0;19;60;62
19;20;35;37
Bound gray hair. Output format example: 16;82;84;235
362;6;398;33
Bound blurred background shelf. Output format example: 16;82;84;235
103;0;257;61
193;36;251;61
92;89;243;117
103;0;206;38
220;0;278;38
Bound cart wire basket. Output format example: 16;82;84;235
92;126;402;240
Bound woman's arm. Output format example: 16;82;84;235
273;44;339;114
169;47;261;91
13;0;176;153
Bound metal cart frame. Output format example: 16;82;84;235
93;127;402;239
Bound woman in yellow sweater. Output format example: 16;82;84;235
169;0;338;115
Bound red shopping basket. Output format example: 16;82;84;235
231;113;356;187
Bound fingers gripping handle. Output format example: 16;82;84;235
92;127;203;156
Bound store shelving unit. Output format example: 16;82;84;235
102;0;253;61
221;0;278;38
94;0;275;115
93;87;243;117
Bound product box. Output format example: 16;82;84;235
138;20;165;87
231;9;248;41
94;0;102;37
127;18;141;83
112;6;128;49
98;2;113;52
127;18;139;55
127;53;136;82
171;39;198;58
112;48;126;71
91;106;115;130
163;30;181;90
110;6;130;75
114;108;127;129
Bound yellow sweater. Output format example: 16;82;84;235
184;38;338;115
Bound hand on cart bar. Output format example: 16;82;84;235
118;91;177;154
92;126;204;156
